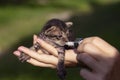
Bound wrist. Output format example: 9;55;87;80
65;50;78;63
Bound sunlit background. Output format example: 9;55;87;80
0;0;120;80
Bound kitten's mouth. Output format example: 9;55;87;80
54;40;66;46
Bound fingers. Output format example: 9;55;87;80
36;39;58;56
36;38;78;63
27;58;56;68
17;46;58;65
90;37;119;57
13;51;56;68
78;37;119;58
77;36;119;79
33;34;38;44
80;69;94;80
77;36;119;61
77;42;105;61
77;53;100;71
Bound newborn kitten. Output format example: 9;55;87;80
19;19;73;80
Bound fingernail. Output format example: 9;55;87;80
33;34;37;38
18;46;25;51
13;51;20;56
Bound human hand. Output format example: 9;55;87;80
13;35;78;68
76;36;119;80
13;35;119;80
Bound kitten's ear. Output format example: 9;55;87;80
45;26;56;35
65;22;73;28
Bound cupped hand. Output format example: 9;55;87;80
13;35;78;68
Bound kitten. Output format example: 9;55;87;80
19;19;73;80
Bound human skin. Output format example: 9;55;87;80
13;36;119;80
76;37;119;80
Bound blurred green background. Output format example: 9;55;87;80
0;0;120;80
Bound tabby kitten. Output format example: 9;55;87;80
19;19;73;80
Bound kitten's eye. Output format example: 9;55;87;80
55;35;62;40
58;35;62;38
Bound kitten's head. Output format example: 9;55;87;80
42;19;73;46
